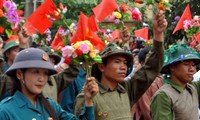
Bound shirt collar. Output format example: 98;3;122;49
97;81;126;94
167;79;193;93
14;91;41;111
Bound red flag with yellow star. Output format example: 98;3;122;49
92;0;118;22
89;14;99;32
24;0;60;35
70;12;105;51
51;26;64;50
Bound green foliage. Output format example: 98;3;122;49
0;17;11;29
14;0;25;10
54;0;99;20
164;0;200;48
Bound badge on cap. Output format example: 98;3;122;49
42;54;48;61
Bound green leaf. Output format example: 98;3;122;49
5;29;13;38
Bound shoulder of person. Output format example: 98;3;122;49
76;89;85;97
45;96;55;102
44;96;58;108
0;97;13;105
73;90;85;116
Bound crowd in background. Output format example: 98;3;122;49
0;0;200;120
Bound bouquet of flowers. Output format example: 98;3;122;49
155;0;172;12
137;0;172;12
183;16;200;38
107;3;130;24
107;3;142;24
61;40;102;76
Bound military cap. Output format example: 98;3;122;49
3;40;19;53
100;42;133;66
6;48;57;76
37;45;61;65
92;42;133;81
161;44;200;74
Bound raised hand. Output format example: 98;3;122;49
18;27;31;48
152;10;168;42
120;25;131;43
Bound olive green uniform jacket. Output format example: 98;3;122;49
74;40;164;120
150;79;200;120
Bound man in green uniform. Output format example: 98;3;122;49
0;27;31;100
3;40;20;71
150;44;200;120
73;10;167;120
0;40;20;100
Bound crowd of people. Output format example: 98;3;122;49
0;3;200;120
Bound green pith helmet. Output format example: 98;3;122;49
161;44;200;74
91;42;133;81
100;42;133;66
3;40;19;53
6;48;57;76
37;45;61;65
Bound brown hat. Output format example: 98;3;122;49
92;42;133;81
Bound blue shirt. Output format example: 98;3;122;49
0;91;94;120
61;67;86;113
4;62;9;72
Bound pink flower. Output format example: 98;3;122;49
79;42;90;54
183;20;191;30
61;46;75;58
5;11;20;24
183;17;200;38
193;16;199;21
193;22;199;27
114;19;120;24
72;53;77;58
131;7;142;21
3;1;17;11
107;15;115;22
3;1;20;25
